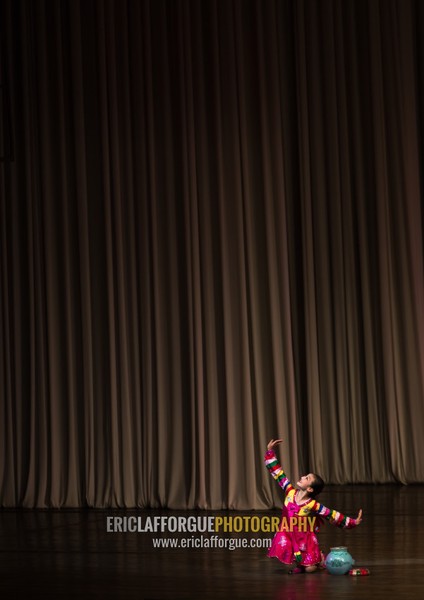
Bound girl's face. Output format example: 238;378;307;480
296;473;315;492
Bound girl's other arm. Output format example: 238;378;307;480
264;439;294;496
311;503;363;529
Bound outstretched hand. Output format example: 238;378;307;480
355;509;363;525
267;439;283;451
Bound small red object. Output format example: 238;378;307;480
348;568;370;576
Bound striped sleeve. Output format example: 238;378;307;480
310;500;358;529
264;449;294;495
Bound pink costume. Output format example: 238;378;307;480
264;449;358;566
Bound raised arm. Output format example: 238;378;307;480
264;439;294;496
309;501;363;529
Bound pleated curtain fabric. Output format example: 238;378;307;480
1;0;424;508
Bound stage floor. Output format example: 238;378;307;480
1;485;423;599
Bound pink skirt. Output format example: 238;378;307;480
267;531;321;566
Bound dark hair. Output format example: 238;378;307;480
309;474;325;498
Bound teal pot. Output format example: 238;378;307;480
325;546;355;575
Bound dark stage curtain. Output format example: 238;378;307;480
1;0;424;508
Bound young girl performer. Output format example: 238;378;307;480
265;438;363;574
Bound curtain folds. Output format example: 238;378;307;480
1;0;424;508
